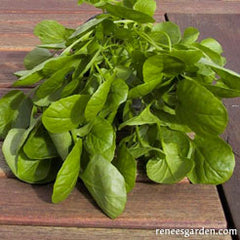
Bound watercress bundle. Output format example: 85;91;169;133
0;0;239;218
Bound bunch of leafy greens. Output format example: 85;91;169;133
0;0;238;218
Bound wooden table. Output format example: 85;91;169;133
0;1;239;239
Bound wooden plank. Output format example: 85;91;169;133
0;225;232;240
1;0;240;14
0;178;227;229
168;13;240;237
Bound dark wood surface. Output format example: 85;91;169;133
0;1;239;239
0;178;226;229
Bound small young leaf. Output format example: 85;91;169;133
133;0;156;17
85;76;113;121
34;20;73;44
104;3;155;23
181;27;199;44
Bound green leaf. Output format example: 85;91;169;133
85;76;113;121
34;20;73;44
152;22;181;45
80;155;127;219
193;42;225;66
143;55;185;82
17;151;55;184
36;66;75;99
101;79;129;119
146;127;193;184
181;27;199;44
201;38;223;54
50;132;73;160
23;124;58;160
176;78;228;136
128;78;162;99
119;105;159;129
85;117;115;162
42;95;90;133
188;136;235;184
113;143;137;193
52;139;82;203
24;48;52;70
200;59;240;90
133;0;156;17
70;17;107;39
104;3;155;23
0;90;26;138
169;49;203;65
2;128;25;176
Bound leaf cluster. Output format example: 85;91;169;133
0;0;238;218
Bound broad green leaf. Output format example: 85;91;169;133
152;22;181;45
52;139;82;203
104;3;155;23
24;48;52;70
34;20;73;44
17;151;54;184
147;127;193;184
85;117;115;161
113;143;137;193
133;0;156;17
205;83;240;98
42;55;78;76
36;66;75;98
0;90;26;138
80;155;127;219
188;136;235;184
169;49;203;65
128;78;162;99
2;128;25;176
23;124;58;160
176;78;228;136
201;38;223;54
152;109;191;132
42;95;90;133
200;59;240;90
85;77;113;121
70;17;107;39
181;27;199;44
143;55;185;82
50;132;72;160
193;42;225;66
119;105;159;129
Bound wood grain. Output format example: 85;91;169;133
0;225;232;240
1;0;240;14
0;178;227;229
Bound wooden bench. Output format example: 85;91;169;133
0;1;239;239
